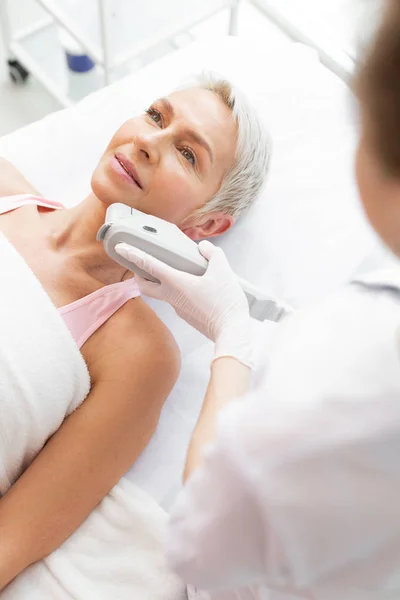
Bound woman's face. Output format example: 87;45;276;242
91;87;237;233
355;115;400;256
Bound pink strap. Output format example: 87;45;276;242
0;193;64;215
59;279;141;349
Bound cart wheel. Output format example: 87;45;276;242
7;59;30;84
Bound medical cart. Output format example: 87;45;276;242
0;0;241;107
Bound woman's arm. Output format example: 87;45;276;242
113;242;256;480
0;314;180;589
0;157;41;197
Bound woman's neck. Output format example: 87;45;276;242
43;193;131;286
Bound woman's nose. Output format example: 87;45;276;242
136;131;162;165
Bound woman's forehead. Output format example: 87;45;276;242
166;87;232;128
165;88;237;168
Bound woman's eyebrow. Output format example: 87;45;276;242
157;97;214;165
157;97;175;118
184;129;214;165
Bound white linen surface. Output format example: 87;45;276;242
0;37;390;509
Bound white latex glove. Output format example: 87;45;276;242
116;241;254;368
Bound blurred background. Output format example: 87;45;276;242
0;0;382;136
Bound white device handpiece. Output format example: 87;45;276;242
97;204;292;323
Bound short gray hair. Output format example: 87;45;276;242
184;72;272;221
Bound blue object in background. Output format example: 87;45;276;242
59;29;95;73
65;52;95;73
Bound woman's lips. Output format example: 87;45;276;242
111;154;143;189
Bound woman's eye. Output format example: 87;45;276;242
145;108;162;126
180;147;196;166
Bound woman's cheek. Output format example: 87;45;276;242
156;172;197;222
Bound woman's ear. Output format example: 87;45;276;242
182;213;234;240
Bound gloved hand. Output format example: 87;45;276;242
115;240;254;368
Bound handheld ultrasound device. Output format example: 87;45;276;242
97;203;292;322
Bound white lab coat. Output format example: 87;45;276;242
166;269;400;600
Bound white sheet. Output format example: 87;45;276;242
0;37;389;510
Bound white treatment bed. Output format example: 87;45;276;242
0;36;389;512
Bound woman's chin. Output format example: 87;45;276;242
91;171;136;210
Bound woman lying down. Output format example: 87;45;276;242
0;74;270;588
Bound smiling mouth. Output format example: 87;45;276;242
114;154;143;189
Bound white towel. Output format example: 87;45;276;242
0;233;186;599
3;478;187;600
0;232;90;495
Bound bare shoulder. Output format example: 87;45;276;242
86;296;181;396
0;157;41;197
